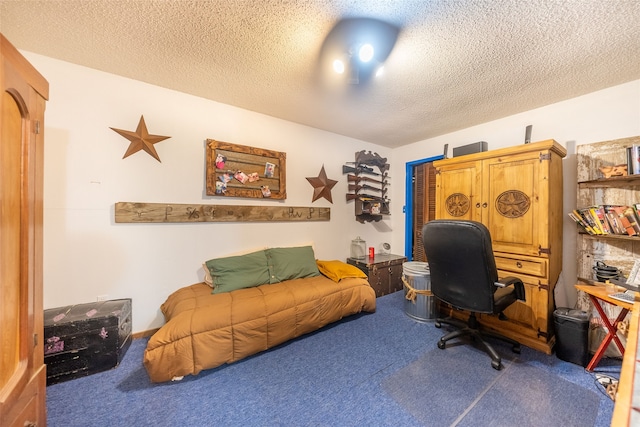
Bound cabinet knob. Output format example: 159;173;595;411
482;202;488;208
476;203;481;208
24;422;37;427
516;262;523;268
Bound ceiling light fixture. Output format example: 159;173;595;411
319;18;400;86
332;42;381;84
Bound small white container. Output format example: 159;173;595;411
350;236;366;259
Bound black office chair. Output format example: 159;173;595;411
422;220;526;370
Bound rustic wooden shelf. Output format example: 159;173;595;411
578;175;640;189
578;231;640;241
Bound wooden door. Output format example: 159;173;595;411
0;33;48;427
413;162;436;261
435;160;482;221
484;151;543;257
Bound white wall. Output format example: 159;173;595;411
25;52;393;333
391;80;640;308
25;50;640;332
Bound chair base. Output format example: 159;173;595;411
434;312;521;370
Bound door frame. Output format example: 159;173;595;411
404;155;443;259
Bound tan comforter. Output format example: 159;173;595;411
143;276;376;382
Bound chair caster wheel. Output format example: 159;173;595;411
435;322;442;328
437;340;446;349
512;344;521;354
491;360;502;370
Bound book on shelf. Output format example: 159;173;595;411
569;209;596;234
583;206;605;234
634;204;640;222
610;205;639;236
593;206;611;234
568;211;591;234
586;207;604;234
627;260;640;287
624;206;640;235
603;205;625;234
571;205;640;236
629;144;640;175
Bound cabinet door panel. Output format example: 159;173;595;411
435;161;481;221
1;35;48;427
485;153;542;257
485;271;551;344
0;91;25;391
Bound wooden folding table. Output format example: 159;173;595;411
575;283;635;372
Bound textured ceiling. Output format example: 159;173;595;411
1;0;639;148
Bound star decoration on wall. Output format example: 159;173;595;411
306;165;338;203
110;115;171;162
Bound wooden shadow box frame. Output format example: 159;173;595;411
206;139;286;199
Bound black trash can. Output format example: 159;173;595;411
554;307;590;367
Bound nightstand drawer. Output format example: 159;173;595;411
495;255;547;278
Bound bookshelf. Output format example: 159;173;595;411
575;136;640;286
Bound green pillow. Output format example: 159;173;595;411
266;246;320;283
205;250;270;294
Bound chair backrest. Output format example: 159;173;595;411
422;220;498;313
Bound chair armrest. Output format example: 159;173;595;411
494;277;526;301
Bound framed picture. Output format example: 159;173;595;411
206;139;286;199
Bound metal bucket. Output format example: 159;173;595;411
402;261;435;322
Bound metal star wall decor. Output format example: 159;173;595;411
306;165;338;203
110;115;171;162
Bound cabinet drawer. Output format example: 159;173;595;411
495;255;547;278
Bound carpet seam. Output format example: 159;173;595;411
449;356;515;427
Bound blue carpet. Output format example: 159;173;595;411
46;291;617;426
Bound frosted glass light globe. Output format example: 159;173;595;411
359;44;374;62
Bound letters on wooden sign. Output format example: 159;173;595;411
115;202;329;223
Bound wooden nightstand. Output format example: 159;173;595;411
347;254;407;297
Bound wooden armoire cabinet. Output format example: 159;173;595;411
433;139;566;354
0;34;49;426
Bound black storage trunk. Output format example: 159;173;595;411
347;254;407;297
44;299;132;385
553;307;590;367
